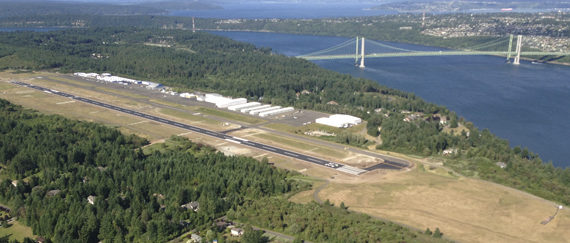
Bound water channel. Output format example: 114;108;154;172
211;31;570;167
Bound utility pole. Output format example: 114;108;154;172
359;37;366;69
192;17;196;33
355;36;360;64
506;34;513;62
513;35;522;65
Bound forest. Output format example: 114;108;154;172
0;99;300;242
232;198;446;243
0;99;448;242
0;27;569;206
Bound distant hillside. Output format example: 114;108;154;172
139;0;222;10
374;0;570;12
0;1;164;17
0;1;221;18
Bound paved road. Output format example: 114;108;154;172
312;180;330;204
12;81;353;173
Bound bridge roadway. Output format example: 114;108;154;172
299;51;570;60
11;81;410;175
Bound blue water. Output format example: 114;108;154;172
212;31;570;168
169;3;395;19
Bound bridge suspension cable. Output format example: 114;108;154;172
366;39;413;52
297;38;356;57
469;37;510;50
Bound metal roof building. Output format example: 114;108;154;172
315;114;362;128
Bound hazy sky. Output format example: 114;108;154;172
44;0;397;3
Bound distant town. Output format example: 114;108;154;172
420;13;570;52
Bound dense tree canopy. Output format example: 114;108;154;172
0;99;303;242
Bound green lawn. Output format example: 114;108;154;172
196;107;264;124
0;221;34;242
255;133;346;159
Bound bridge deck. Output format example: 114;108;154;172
299;51;569;60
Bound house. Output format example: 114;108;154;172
188;234;202;243
214;221;229;230
496;162;507;169
181;201;199;212
87;195;96;205
46;190;61;197
11;180;18;187
231;228;244;237
442;148;457;155
326;100;339;105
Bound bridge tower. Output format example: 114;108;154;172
513;35;522;65
355;36;360;64
359;37;365;69
506;34;513;62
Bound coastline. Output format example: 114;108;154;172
203;28;570;67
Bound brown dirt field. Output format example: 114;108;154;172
316;167;570;243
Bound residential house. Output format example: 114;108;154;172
87;195;96;205
181;201;200;212
230;228;244;237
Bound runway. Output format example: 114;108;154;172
12;81;377;174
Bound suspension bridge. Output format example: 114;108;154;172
297;35;569;68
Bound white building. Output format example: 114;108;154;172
259;107;294;117
216;98;247;108
230;228;244;237
179;93;195;99
315;114;362;128
250;106;281;115
228;102;260;111
87;195;96;205
146;82;163;90
241;105;270;113
204;93;224;103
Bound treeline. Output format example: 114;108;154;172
0;27;442;116
0;99;303;242
0;1;165;18
232;198;447;243
1;27;569;205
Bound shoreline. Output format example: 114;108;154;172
203;29;570;66
2;26;568;67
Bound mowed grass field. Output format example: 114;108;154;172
0;221;34;242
